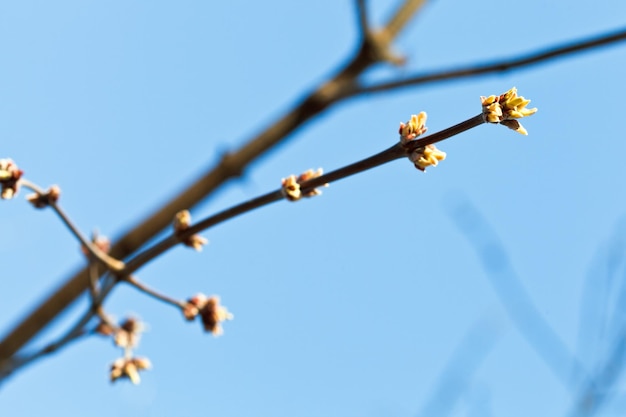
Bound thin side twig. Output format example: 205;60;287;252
124;275;187;310
18;179;125;272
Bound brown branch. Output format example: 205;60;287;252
346;26;626;97
124;114;484;276
0;0;427;365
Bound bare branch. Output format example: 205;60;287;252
0;111;487;373
123;276;187;310
383;0;428;41
0;4;428;364
123;114;484;275
347;26;626;97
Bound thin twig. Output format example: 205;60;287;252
0;277;118;379
18;179;125;272
88;262;100;301
124;275;187;310
346;26;626;97
0;326;92;380
448;197;587;389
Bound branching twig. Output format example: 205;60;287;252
0;0;428;364
19;179;125;272
0;111;485;379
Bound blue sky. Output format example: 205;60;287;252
1;1;626;416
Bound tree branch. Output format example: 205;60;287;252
0;0;428;365
345;26;626;97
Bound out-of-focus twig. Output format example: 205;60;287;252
415;318;501;417
345;27;626;97
124;276;187;310
448;196;586;389
570;325;626;417
571;222;626;417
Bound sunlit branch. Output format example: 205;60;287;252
383;0;427;41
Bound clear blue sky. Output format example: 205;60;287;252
1;1;626;416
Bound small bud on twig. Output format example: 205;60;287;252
26;185;61;209
184;294;233;336
398;112;446;171
113;317;144;349
110;357;152;384
0;159;23;200
281;168;327;202
410;144;447;171
173;210;208;251
399;111;428;144
481;87;537;135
